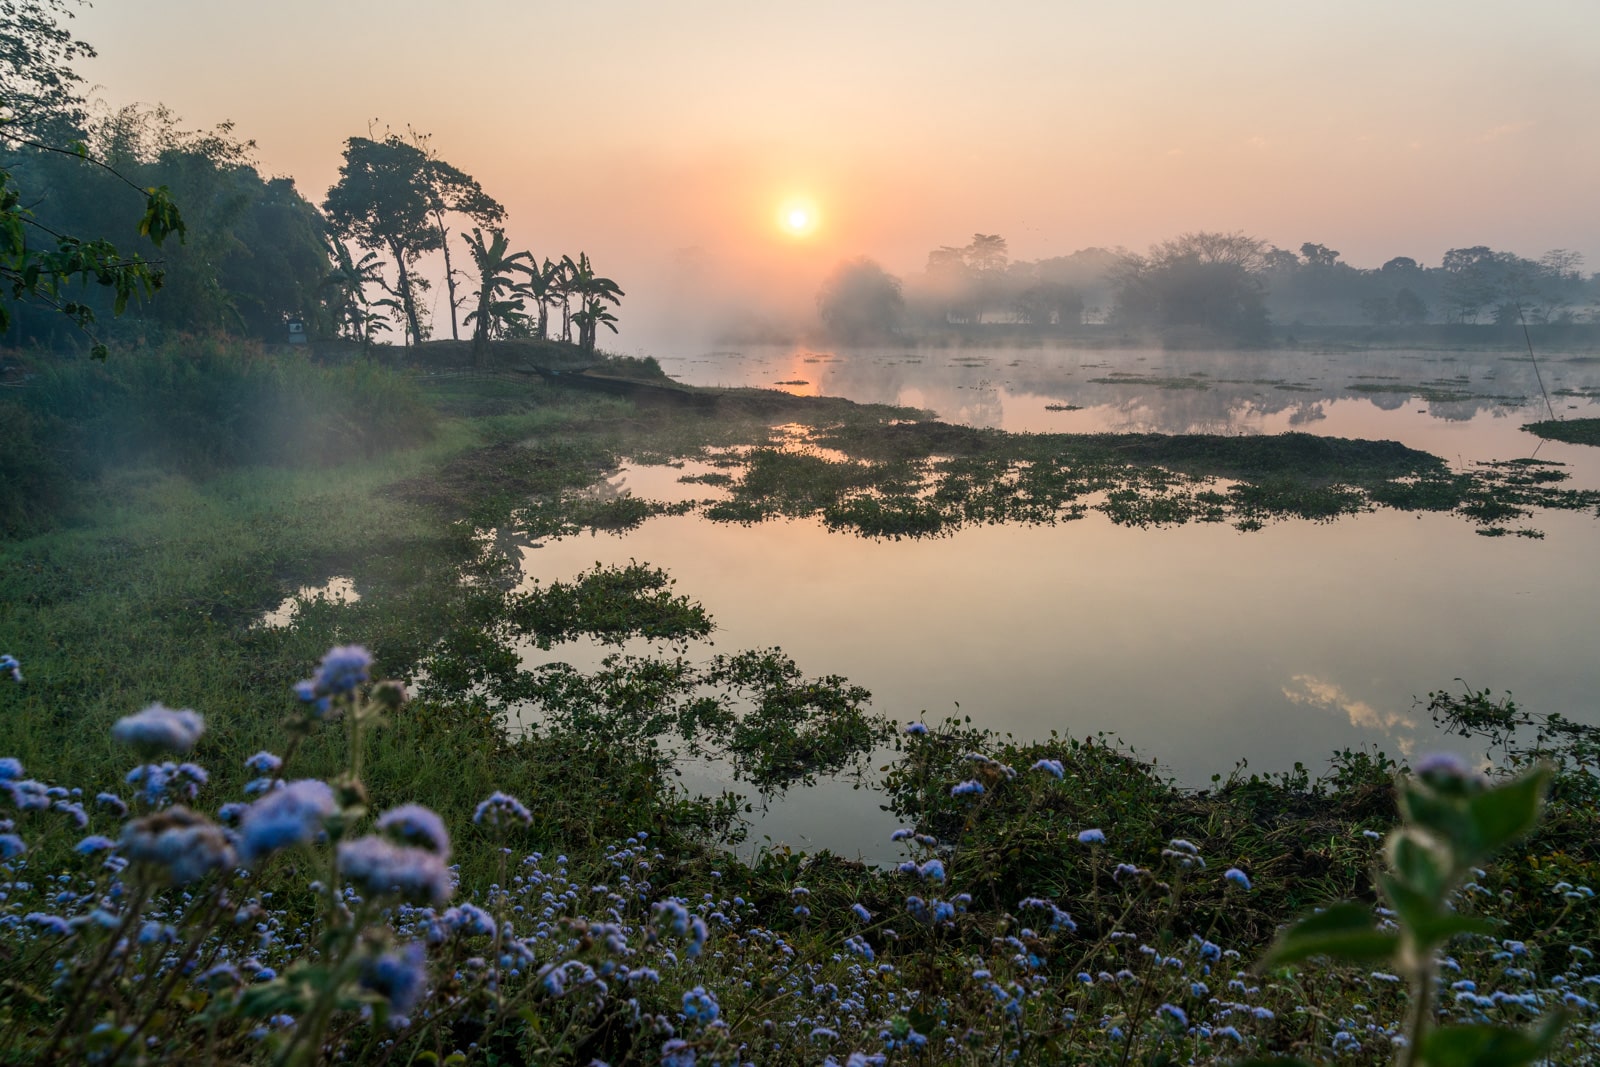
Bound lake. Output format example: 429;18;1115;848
513;342;1600;860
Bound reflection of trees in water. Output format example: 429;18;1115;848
778;344;1600;433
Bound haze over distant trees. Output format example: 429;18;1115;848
818;231;1598;344
816;257;904;341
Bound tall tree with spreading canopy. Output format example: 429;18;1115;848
407;129;504;341
1112;231;1270;343
323;135;439;345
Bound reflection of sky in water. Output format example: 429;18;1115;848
522;343;1600;861
513;505;1600;862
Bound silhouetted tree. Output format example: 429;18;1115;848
323;135;440;345
461;227;534;364
407;129;504;341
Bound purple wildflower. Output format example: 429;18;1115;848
682;986;720;1023
338;836;453;906
1414;751;1485;789
1224;867;1252;891
25;913;71;937
1077;828;1106;845
111;703;204;754
309;645;372;697
360;942;428;1015
238;779;336;863
473;791;532;828
120;807;235;885
243;751;282;776
376;803;451;859
1031;758;1065;779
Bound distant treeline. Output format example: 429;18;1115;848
817;233;1599;344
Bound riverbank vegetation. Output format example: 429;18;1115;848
2;340;1599;1062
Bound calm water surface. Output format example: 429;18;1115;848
517;343;1600;860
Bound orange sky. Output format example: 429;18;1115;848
69;0;1600;342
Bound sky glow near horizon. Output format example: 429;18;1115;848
66;0;1600;336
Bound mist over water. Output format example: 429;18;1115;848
506;342;1600;860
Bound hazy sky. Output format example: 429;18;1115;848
68;0;1600;336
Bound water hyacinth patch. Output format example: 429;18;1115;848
111;703;204;754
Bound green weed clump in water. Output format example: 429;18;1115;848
694;424;1600;537
1523;418;1600;447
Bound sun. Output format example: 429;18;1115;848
778;199;818;237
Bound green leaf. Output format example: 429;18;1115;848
1390;832;1450;897
1465;767;1549;859
1420;1012;1567;1067
1260;902;1399;969
1399;783;1470;846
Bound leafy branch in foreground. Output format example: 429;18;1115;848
0;125;184;357
1260;756;1561;1067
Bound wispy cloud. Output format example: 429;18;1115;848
1282;674;1416;755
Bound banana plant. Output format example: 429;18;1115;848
461;227;535;365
